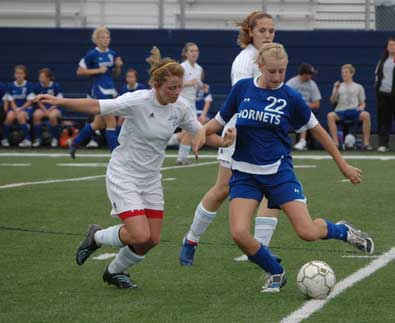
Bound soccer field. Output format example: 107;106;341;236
1;150;395;323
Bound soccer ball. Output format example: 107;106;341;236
344;134;356;149
297;261;336;299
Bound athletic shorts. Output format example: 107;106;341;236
217;115;237;167
335;109;361;123
91;85;117;100
106;166;164;218
229;159;306;209
7;107;34;119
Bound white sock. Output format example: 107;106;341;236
254;216;278;246
177;144;191;160
168;133;180;146
108;245;145;274
94;224;124;247
186;203;217;243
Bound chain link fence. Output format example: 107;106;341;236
375;1;395;30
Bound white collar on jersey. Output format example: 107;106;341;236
40;81;54;88
14;80;27;87
254;76;284;90
95;47;109;53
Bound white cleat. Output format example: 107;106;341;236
18;139;32;148
51;138;58;148
293;139;307;151
337;220;374;254
1;139;10;147
233;254;249;262
32;139;41;148
261;272;287;293
86;139;99;148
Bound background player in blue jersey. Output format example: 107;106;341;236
195;81;213;125
0;81;7;130
1;65;35;148
70;26;123;158
32;68;64;147
193;43;374;293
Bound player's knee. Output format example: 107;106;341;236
327;112;336;122
230;228;250;246
360;111;370;121
148;234;161;247
296;229;319;241
213;184;229;202
123;228;150;245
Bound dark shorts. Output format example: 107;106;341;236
335;109;361;123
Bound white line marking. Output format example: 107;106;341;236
0;163;31;167
341;255;379;259
340;179;350;183
0;161;218;190
294;165;316;168
280;247;395;323
163;177;176;181
92;253;117;260
57;163;107;167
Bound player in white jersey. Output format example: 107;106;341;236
175;42;204;165
180;11;281;265
35;47;235;289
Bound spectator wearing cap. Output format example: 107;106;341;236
287;63;321;151
375;37;395;152
327;64;372;150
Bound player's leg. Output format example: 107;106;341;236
32;109;44;147
293;130;308;151
327;112;340;146
1;110;16;147
17;110;32;147
358;111;372;149
176;130;192;165
103;114;118;151
48;108;61;147
179;164;231;266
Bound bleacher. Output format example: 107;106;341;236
0;27;391;132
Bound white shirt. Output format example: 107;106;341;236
334;82;366;111
379;57;395;93
180;60;203;112
231;44;260;86
100;89;201;179
286;76;322;103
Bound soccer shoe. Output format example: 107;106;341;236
103;267;137;289
293;139;307;151
18;139;32;148
1;139;10;147
337;220;374;254
76;224;102;265
69;143;77;159
32;139;41;148
377;146;389;153
234;254;283;263
179;236;198;266
176;158;191;166
86;139;99;148
51;138;58;148
261;272;287;293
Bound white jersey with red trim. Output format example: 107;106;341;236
180;60;203;113
99;89;201;179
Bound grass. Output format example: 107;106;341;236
1;149;395;323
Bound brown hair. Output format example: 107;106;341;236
255;43;288;65
181;42;198;60
126;68;138;80
39;68;54;81
14;65;28;79
146;46;184;86
236;11;274;49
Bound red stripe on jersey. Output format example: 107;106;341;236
145;209;164;219
119;209;145;220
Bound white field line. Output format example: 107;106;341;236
1;152;395;160
163;177;176;181
0;161;218;190
280;247;395;323
57;163;107;167
341;255;379;259
0;163;31;167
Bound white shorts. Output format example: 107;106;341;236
217;115;237;168
106;168;164;217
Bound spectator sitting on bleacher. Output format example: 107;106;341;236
327;64;372;150
0;81;7;129
287;63;321;151
195;82;212;125
1;65;35;148
32;68;64;148
117;68;147;135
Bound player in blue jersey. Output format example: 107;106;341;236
70;26;123;158
32;68;64;148
195;81;213;125
193;43;374;293
116;68;147;135
1;65;35;148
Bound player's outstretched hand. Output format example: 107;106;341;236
191;127;206;160
340;163;362;185
34;94;58;106
222;127;236;147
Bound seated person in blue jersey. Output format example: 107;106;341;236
196;82;213;125
32;68;64;148
0;81;6;123
1;65;35;148
193;43;374;294
327;64;372;150
70;26;123;158
117;68;147;134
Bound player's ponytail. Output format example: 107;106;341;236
146;46;184;86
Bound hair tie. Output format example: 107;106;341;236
151;62;178;76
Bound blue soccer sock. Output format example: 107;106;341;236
324;219;348;241
105;128;119;151
2;124;11;139
116;125;122;137
49;125;59;139
73;124;94;146
248;244;284;275
21;124;31;140
33;125;42;140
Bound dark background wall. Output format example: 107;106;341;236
0;28;393;131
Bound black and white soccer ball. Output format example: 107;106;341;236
297;261;336;299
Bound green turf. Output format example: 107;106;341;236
1;150;394;323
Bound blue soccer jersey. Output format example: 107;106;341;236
0;82;6;106
216;77;318;175
79;47;119;99
119;82;147;95
6;80;35;107
196;87;213;115
34;81;64;109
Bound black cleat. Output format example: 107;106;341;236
103;267;137;289
69;143;77;159
76;224;102;265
